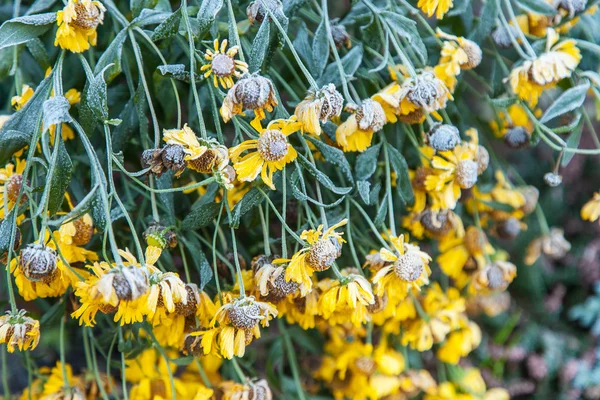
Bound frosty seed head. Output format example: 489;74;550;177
476;145;490;175
19;244;58;283
519;185;539;214
496;217;522;240
6;174;26;204
211;53;236;78
420;209;451;236
428;124;460;151
557;0;587;16
265;271;299;303
258;130;288;161
233;74;276;110
492;25;519;48
71;216;94;246
72;1;103;30
406;72;447;111
161;144;187;173
246;379;273;400
460;39;483;70
504;127;530;149
331;20;351;49
318;84;344;122
355;99;386;132
486;263;506;290
544;172;562;187
246;0;283;24
111;266;148;301
227;300;262;330
175;284;199;317
187;148;223;173
464;227;487;255
456;159;479;189
393;252;424;282
306;238;342;271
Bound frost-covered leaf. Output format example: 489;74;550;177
312;19;329;77
318;44;363;87
249;18;271;73
541;83;589;123
355;143;381;181
517;0;556;15
0;13;56;50
306;136;354;183
182;202;221;230
387;145;414;205
43;96;72;131
151;8;181;41
297;154;352;195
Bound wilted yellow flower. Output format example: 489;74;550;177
506;28;581;106
418;0;454;19
221;73;278;123
229;116;300;190
0;309;40;353
437;321;481;364
525;227;571;265
11;85;34;110
317;272;374;326
295;84;344;135
55;0;105;53
201;39;248;89
336;99;387;152
581;192;600;223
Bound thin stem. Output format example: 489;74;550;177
502;0;537;58
225;0;245;62
258;204;271;256
282;166;288;259
321;0;353;103
279;319;307;400
224;192;246;297
383;140;396;237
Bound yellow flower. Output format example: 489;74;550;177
282;219;347;294
200;39;248;89
524;227;571;265
0;158;27;217
229;116;300;190
336;98;388;152
370;235;432;303
0;309;40;353
295;84;344;135
317;272;374;326
437;226;493;281
40;362;84;398
437;321;481;364
418;0;454;19
11;85;34;110
434;29;482;92
582;192;600;222
55;0;106;53
506;28;581;106
163;124;209;161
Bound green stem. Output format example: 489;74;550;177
279;319;307;400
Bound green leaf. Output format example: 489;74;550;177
306;136;354;183
516;0;556;15
151;8;182;41
373;192;388;227
293;22;314;73
181;202;221;230
355;143;381;181
387;145;414;205
157;64;200;82
95;29;127;83
561;122;583;167
80;65;111;127
197;0;223;21
0;13;56;50
249;18;271;73
0;47;15;79
26;38;51;70
229;186;265;228
489;96;518;108
0;74;53;165
361;15;384;52
0;212;17;256
26;0;59;15
318;44;363;87
156;172;175;225
131;0;159;18
297;155;353;195
47;137;73;215
312;18;329;77
380;11;427;64
357;180;371;204
469;0;499;43
540;83;589;123
42;96;72;131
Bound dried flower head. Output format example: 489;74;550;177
0;310;40;353
544;172;562;187
246;0;283;24
201;39;248;89
472;260;517;291
295;84;344;135
331;20;351;49
420;209;451;236
254;255;299;302
556;0;587;17
174;283;200;317
19;244;58;283
143;223;177;250
496;217;522;239
306;238;342;271
402;71;451;112
221;73;278;123
504;126;530;149
356;99;386;132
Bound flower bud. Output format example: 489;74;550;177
246;0;283;24
456;159;479;189
331;20;351;49
544;172;562;187
428;124;460;151
161;144;187;174
143;223;177;250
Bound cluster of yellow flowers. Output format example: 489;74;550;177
2;0;600;398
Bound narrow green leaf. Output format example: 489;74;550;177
229;186;265;228
0;13;56;50
541;83;589;123
43;96;72;131
318;44;363;87
373;192;388;227
249;18;271;73
387;145;414;205
306;136;354;183
95;29;127;83
312;19;329;76
47;137;73;215
355;143;381;181
151;8;182;41
297;154;352;195
181;202;221;230
380;11;427;64
516;0;556;15
469;0;498;43
357;180;371;204
561;122;583;167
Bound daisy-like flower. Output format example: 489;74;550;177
11;85;34;110
145;256;189;320
295;84;344;135
229;116;301;190
581;192;600;223
55;0;106;53
506;28;581;106
370;235;432;303
336;98;388;152
201;39;249;89
418;0;454;19
192;295;277;359
524;227;571;265
0;309;40;353
399;71;452;116
220;73;278;123
283;219;347;295
437;226;493;282
58;213;94;246
434;29;482;92
254;255;300;303
437;321;481;365
318;272;375;326
0;158;27;215
71;249;150;326
471;260;517;292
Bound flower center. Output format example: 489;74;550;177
6;174;24;203
72;2;102;30
227;302;262;330
455;159;478;189
393;252;424;282
306;239;341;271
211;53;236;77
258;130;288;161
